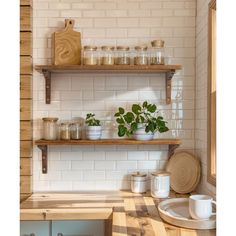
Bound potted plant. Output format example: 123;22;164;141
85;113;102;140
114;101;169;140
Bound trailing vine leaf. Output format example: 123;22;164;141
132;104;141;114
118;125;127;137
124;112;134;123
116;117;125;124
118;107;125;114
142;101;148;108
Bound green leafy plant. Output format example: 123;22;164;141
114;101;169;137
85;113;101;126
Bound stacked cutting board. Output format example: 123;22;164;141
20;0;33;202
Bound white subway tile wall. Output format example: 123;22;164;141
195;0;216;197
33;0;196;191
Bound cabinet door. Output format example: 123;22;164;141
52;220;104;236
20;221;50;236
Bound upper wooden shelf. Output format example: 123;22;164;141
35;64;182;74
35;138;181;174
35;138;181;146
35;64;182;104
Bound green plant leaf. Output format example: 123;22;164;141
147;104;157;113
118;125;127;137
131;122;138;131
140;115;145;123
132;104;141;114
124;112;134;123
142;101;148;108
118;107;125;114
116;117;125;124
114;112;120;117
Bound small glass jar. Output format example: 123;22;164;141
134;46;148;65
60;122;71;140
83;45;98;65
150;40;165;65
101;46;115;65
115;46;130;65
42;117;58;140
70;122;81;140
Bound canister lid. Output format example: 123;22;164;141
84;45;97;51
151;171;170;176
101;46;115;51
116;46;130;51
134;45;148;51
42;117;58;122
131;171;147;177
151;40;165;48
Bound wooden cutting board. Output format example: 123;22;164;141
52;19;81;65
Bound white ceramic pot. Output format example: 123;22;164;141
133;124;154;141
151;171;170;198
86;126;102;140
130;172;148;193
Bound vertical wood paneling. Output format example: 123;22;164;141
20;176;32;194
20;6;32;31
20;140;32;157
20;56;32;75
20;0;32;6
20;75;32;99
20;99;32;120
20;32;32;56
20;158;32;175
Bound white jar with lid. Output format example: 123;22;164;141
151;171;170;198
130;172;147;193
42;117;58;140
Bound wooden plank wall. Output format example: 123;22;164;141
20;0;33;202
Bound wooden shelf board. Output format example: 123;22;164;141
35;64;182;74
35;138;181;146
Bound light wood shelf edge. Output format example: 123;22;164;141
35;139;181;174
34;64;182;104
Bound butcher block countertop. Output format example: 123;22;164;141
20;191;216;236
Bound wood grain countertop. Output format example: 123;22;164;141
20;191;216;236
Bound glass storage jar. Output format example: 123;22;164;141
42;117;58;140
115;46;130;65
150;40;165;65
60;122;71;140
134;46;148;65
101;46;115;65
70;122;81;140
83;45;98;65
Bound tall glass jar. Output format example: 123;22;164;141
60;122;71;140
134;46;148;65
70;122;81;140
150;40;165;65
101;46;115;65
42;117;58;140
115;46;130;65
83;45;98;65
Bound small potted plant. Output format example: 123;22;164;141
114;101;169;140
85;113;102;140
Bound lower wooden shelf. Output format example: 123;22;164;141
35;138;181;174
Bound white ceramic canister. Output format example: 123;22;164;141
151;171;170;198
131;172;147;193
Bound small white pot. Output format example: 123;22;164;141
86;126;102;140
151;171;170;198
133;123;154;141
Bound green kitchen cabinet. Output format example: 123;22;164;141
20;221;50;236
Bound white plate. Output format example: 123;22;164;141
158;198;216;230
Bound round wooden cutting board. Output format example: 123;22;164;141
166;151;201;194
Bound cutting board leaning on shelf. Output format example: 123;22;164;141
52;19;81;65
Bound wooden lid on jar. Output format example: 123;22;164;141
116;46;130;51
151;40;164;48
101;46;115;51
84;45;97;51
131;171;147;177
134;45;148;51
151;171;170;176
42;117;58;122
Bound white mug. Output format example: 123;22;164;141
189;195;216;220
